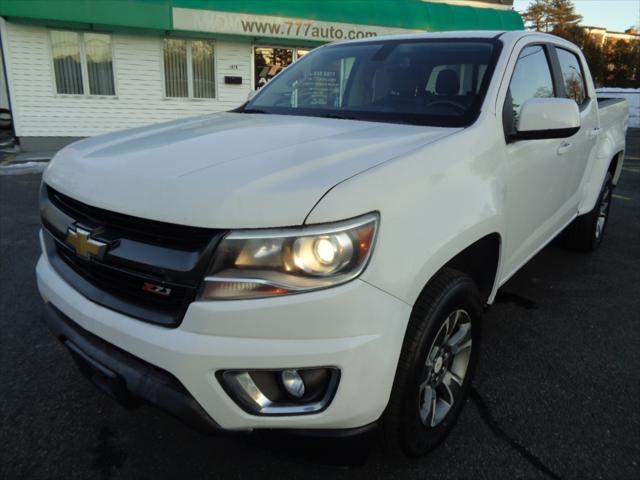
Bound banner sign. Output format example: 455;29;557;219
172;8;421;42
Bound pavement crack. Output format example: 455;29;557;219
470;389;561;480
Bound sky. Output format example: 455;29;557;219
512;0;640;32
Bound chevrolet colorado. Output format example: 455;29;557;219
37;31;629;457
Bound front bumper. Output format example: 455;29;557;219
36;247;411;432
43;302;220;432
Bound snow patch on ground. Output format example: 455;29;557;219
0;161;47;175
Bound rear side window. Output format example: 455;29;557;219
507;45;555;129
556;48;587;105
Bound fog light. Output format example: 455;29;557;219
281;369;305;399
217;367;340;416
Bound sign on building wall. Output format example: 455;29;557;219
172;8;421;43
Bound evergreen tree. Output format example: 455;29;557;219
519;0;640;87
548;0;583;32
521;0;582;33
522;0;549;32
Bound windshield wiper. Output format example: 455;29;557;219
318;114;357;120
242;108;271;114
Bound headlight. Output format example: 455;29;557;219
199;213;379;300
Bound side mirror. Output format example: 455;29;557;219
510;98;581;142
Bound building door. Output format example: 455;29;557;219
253;46;311;90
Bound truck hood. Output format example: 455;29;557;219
44;112;457;228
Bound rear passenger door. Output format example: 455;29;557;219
553;46;599;202
501;44;577;277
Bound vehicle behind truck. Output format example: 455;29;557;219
37;30;628;457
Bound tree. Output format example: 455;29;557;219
606;40;640;88
522;0;548;32
582;35;608;87
548;0;582;32
521;0;582;33
519;0;639;88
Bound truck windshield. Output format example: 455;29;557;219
242;39;501;127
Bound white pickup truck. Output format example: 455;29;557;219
37;31;629;457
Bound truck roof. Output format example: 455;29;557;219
333;30;578;54
339;30;560;45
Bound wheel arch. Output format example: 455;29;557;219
413;233;502;308
443;233;501;304
579;147;626;214
608;150;625;186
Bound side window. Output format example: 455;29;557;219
507;45;555;130
556;48;587;105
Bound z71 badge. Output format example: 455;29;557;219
142;282;172;297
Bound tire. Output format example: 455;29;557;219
0;108;12;130
382;268;483;457
563;172;613;252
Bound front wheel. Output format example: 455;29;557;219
383;268;482;457
563;172;613;252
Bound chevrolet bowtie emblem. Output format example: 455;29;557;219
65;226;108;260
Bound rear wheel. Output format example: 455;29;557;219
563;172;613;252
383;268;482;457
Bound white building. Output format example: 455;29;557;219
0;0;522;151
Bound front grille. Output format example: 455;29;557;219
48;186;213;250
41;184;224;327
55;243;193;317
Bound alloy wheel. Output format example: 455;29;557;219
595;184;612;240
418;309;473;427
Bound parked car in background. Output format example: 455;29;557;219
37;30;628;457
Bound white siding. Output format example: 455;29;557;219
2;21;253;137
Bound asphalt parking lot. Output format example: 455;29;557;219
1;130;638;480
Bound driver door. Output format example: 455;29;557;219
501;44;578;277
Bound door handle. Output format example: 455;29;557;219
588;127;601;138
557;142;573;155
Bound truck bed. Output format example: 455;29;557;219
596;96;630;185
597;97;627;108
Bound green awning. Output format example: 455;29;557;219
0;0;524;36
174;1;524;31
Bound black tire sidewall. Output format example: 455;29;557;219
590;172;614;250
562;171;615;252
396;275;483;456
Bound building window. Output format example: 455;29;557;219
191;40;216;99
85;33;116;96
51;31;82;94
50;30;115;96
163;39;216;99
163;39;188;97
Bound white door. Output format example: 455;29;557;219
501;44;577;276
554;46;599;206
